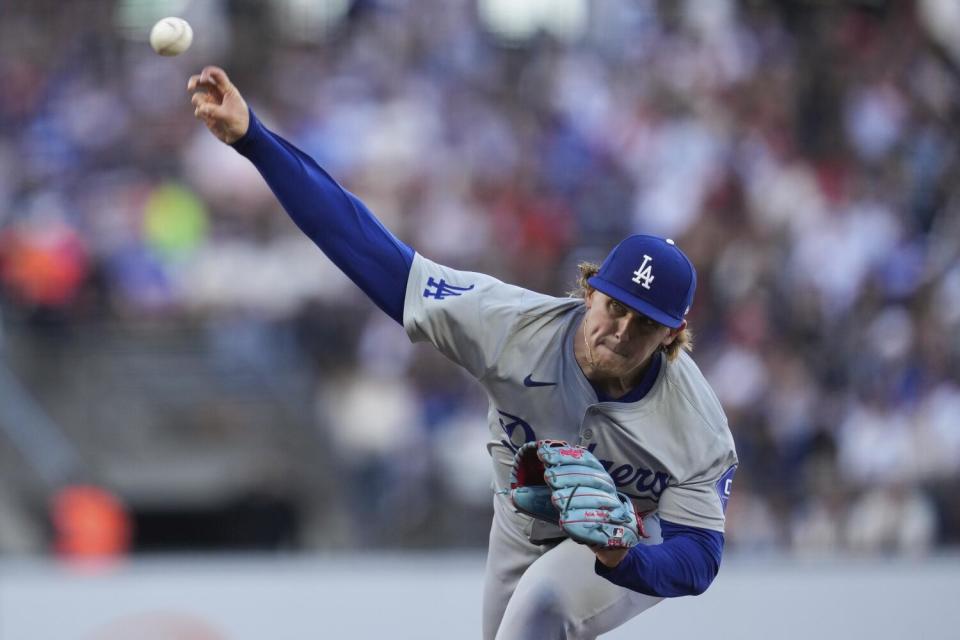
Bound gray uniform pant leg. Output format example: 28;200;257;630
484;495;664;640
483;494;545;640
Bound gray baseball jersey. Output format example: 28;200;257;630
403;253;737;638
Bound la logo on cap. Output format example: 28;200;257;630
587;234;695;329
632;255;654;290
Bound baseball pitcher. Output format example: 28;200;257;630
188;66;738;640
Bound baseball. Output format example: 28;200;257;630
149;17;193;56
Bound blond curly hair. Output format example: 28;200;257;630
572;262;693;362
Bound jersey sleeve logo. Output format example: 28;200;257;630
423;276;475;300
715;465;737;513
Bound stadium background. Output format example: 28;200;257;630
1;0;959;637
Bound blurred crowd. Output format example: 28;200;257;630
1;0;959;556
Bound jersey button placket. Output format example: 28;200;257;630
580;407;598;443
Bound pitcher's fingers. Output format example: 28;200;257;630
191;92;216;108
200;66;232;93
188;74;220;93
194;102;221;119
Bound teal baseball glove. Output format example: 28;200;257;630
508;440;646;549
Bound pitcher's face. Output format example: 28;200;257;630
582;290;680;379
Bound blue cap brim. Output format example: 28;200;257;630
587;276;684;329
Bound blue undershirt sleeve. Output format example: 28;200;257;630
594;519;724;597
230;107;414;324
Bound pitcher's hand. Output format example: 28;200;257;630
187;66;249;144
594;547;629;568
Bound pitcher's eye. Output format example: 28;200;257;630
640;315;663;330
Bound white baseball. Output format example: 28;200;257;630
149;17;193;56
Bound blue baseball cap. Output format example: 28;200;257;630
587;235;696;329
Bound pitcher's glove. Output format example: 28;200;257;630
508;440;646;549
